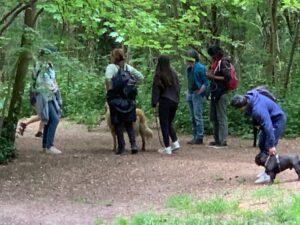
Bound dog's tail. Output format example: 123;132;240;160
137;109;153;139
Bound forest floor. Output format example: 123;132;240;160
1;119;300;225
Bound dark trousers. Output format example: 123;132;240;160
158;98;178;147
115;122;136;149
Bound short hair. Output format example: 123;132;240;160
230;95;247;108
186;49;200;62
207;45;224;58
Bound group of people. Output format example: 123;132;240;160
106;46;287;184
105;45;233;156
19;45;287;184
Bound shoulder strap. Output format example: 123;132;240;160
213;60;222;74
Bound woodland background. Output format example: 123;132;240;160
0;0;300;163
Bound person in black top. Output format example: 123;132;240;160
151;55;180;154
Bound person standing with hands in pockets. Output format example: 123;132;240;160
185;49;209;145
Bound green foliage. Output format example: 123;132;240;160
0;137;16;164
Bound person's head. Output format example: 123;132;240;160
230;95;248;110
110;48;126;66
155;54;174;87
207;45;224;60
185;49;200;66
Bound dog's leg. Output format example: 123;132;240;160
269;172;276;184
141;133;146;151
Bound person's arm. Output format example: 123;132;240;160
196;65;207;95
151;75;160;108
105;64;116;91
127;65;144;83
254;110;276;153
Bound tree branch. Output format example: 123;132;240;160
32;8;44;25
0;3;23;25
0;0;38;36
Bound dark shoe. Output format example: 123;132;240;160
208;141;220;147
187;138;203;145
18;122;27;135
35;131;43;138
115;147;125;155
131;144;139;154
212;142;228;149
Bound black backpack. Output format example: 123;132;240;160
111;65;137;99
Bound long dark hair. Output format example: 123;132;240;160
155;55;175;87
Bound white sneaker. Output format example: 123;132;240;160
254;173;270;184
46;146;62;154
171;140;180;152
257;171;266;178
158;146;172;155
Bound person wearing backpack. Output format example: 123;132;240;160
35;49;62;154
230;88;287;184
151;55;180;154
206;45;231;148
105;48;144;155
185;49;209;145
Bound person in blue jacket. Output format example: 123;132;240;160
230;88;287;184
185;49;209;145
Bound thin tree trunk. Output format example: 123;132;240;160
283;12;300;93
2;4;37;142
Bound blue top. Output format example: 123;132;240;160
245;89;286;149
187;62;208;96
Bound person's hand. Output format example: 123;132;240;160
206;72;215;80
268;147;276;155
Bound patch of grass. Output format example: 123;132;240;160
114;190;300;225
94;218;105;225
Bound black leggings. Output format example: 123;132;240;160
158;98;178;147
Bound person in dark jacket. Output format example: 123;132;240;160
105;48;144;155
231;88;287;183
185;49;209;145
152;55;180;154
206;45;230;148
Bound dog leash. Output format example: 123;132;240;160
154;107;165;148
264;154;281;172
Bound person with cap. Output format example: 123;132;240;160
230;88;287;183
185;49;209;145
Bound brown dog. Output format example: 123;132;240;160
105;107;153;151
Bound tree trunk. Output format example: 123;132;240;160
283;12;300;92
1;4;37;142
268;0;279;85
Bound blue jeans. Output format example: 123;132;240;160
259;115;286;153
186;92;204;140
42;101;60;149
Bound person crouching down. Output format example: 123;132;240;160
230;88;286;184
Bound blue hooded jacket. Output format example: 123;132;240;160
245;89;286;149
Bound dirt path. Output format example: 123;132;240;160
1;120;300;225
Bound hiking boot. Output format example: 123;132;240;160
254;172;270;184
115;147;125;155
208;141;220;147
18;122;27;135
187;138;203;145
46;146;62;154
131;144;139;154
171;140;180;152
212;142;228;149
35;131;43;138
158;146;172;155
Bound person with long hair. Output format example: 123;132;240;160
105;48;144;155
185;49;209;145
151;55;180;154
206;45;230;148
